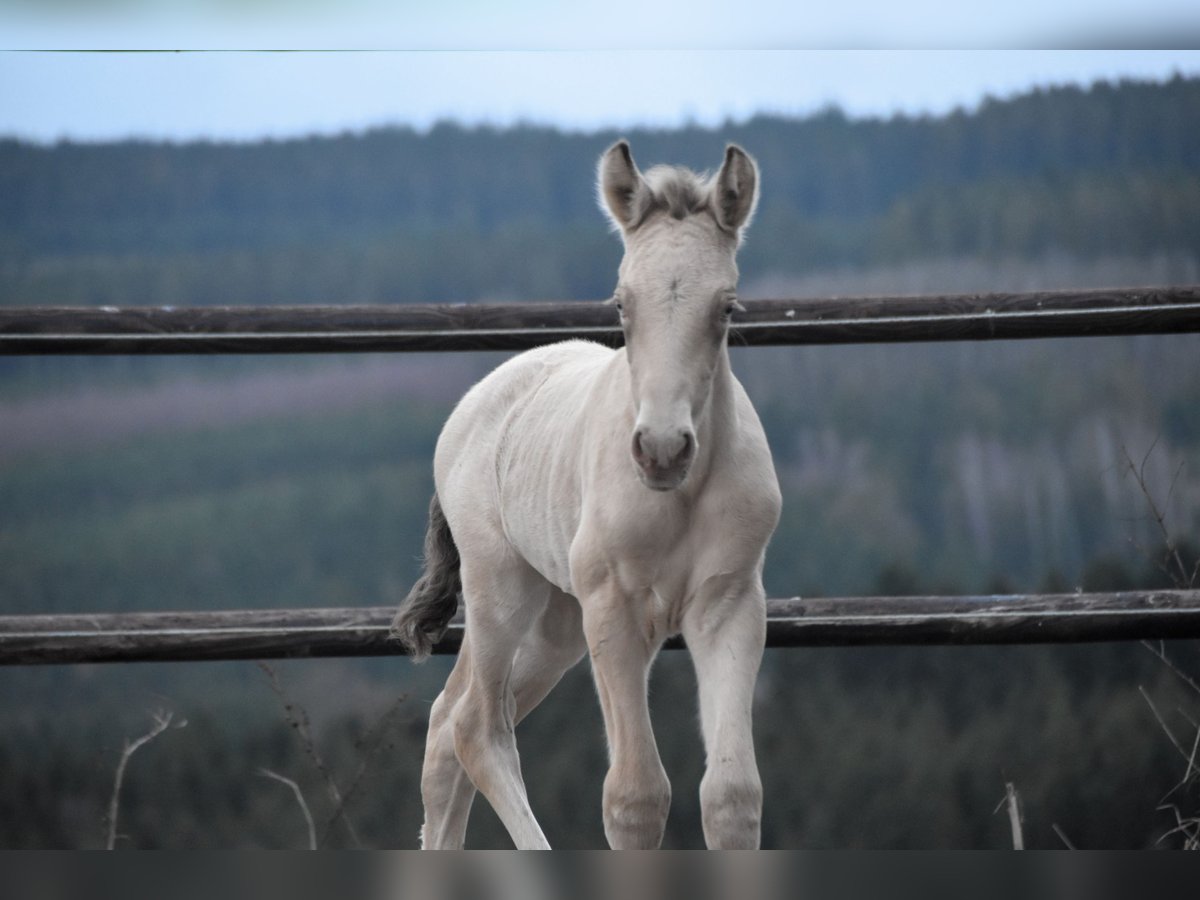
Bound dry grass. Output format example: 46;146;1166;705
1123;439;1200;848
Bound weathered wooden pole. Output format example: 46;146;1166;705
2;590;1198;665
2;287;1198;354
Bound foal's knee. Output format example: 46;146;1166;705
450;704;484;773
421;692;459;783
602;765;671;849
426;690;453;734
450;691;514;773
700;769;762;849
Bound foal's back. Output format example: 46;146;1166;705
434;339;616;594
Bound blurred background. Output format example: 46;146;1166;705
1;5;1199;848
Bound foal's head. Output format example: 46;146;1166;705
598;141;759;491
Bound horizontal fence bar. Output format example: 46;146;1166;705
2;590;1198;665
2;286;1199;354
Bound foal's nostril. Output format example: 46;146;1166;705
632;426;695;476
677;430;694;465
632;428;650;468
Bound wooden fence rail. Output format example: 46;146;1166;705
4;288;1200;666
3;286;1199;354
2;591;1199;665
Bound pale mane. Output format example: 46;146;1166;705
638;164;712;223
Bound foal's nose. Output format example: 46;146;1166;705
632;426;695;487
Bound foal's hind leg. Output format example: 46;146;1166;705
420;590;585;849
418;647;476;850
431;558;572;849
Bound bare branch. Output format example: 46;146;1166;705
318;693;408;847
1125;534;1187;586
1051;822;1076;849
1121;441;1193;588
994;783;1024;849
1154;804;1200;849
1124;443;1200;850
257;661;362;848
1138;435;1160;488
258;768;317;850
1167;459;1187;511
105;709;182;850
1183;724;1200;788
1140;641;1200;698
1139;685;1191;764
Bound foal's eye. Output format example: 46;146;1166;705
722;299;742;319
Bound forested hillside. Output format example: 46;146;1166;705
1;75;1199;848
2;75;1198;306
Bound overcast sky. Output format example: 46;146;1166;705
1;3;1198;143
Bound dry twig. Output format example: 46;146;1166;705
257;661;362;848
1120;442;1196;589
1155;803;1200;850
1138;685;1191;764
318;692;408;847
1004;782;1024;850
1141;640;1200;697
105;709;184;849
1051;822;1076;849
1121;441;1200;849
1139;666;1200;849
258;768;317;850
993;782;1024;849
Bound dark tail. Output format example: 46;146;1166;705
391;492;461;662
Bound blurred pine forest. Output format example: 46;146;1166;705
1;75;1199;848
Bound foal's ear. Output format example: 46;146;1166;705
711;144;760;238
597;140;648;234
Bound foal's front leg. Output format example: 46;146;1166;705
682;577;767;849
581;586;671;849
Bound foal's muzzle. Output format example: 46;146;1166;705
632;426;696;490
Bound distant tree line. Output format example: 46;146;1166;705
1;75;1198;307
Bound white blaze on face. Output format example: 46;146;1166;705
597;140;759;491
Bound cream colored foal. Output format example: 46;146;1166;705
393;141;781;849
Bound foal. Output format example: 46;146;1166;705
393;141;781;849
